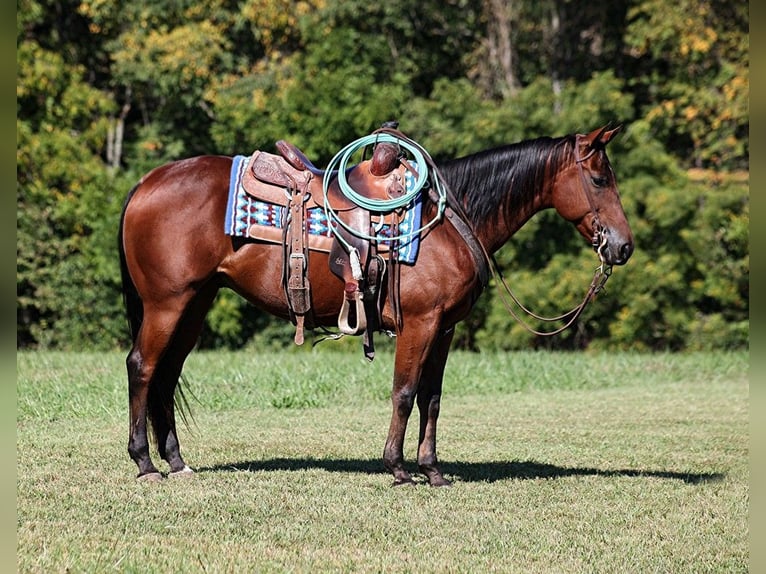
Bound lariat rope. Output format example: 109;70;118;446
322;132;448;253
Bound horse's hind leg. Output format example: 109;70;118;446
127;307;183;481
126;287;216;480
150;284;219;477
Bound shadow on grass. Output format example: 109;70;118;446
198;458;723;485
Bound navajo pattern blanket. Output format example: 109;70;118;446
224;155;422;263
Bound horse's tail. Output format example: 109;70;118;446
118;184;143;344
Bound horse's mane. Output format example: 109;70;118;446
436;135;574;228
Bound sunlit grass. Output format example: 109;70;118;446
17;350;748;572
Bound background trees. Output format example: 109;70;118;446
16;0;748;351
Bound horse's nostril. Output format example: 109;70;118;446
620;242;634;261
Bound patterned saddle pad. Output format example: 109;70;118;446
224;154;422;263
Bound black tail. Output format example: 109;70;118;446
118;184;143;344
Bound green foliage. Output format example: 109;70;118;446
593;137;748;351
405;71;634;161
17;13;124;348
16;0;748;351
624;0;748;169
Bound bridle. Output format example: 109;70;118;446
487;134;614;336
574;134;609;263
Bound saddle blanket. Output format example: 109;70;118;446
224;155;422;263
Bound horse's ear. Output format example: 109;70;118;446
583;124;622;149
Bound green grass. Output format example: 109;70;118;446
17;350;748;572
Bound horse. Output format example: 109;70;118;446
118;124;633;486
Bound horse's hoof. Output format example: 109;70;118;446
169;466;194;479
391;478;417;487
137;472;163;483
428;476;453;488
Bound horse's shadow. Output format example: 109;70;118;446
198;458;723;485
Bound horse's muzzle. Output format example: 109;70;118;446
599;229;634;266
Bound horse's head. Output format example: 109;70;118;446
551;125;634;266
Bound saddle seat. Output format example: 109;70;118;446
245;143;405;213
276;139;402;181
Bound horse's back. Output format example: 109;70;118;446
133;155;232;198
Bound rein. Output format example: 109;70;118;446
489;254;612;336
469;134;614;337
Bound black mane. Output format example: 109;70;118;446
436;135;574;227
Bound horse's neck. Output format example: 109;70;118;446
440;139;566;254
444;172;552;255
486;191;550;254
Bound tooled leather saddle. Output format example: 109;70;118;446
237;129;414;357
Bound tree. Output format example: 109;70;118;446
624;0;748;169
17;0;125;348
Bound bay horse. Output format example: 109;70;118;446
118;125;633;486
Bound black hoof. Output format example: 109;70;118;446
428;476;453;487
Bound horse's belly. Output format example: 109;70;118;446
221;243;345;324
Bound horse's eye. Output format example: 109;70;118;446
591;176;608;188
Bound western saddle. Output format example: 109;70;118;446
238;125;413;358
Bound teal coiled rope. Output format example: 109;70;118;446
322;133;447;246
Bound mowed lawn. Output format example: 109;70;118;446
17;350;748;573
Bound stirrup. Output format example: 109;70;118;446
337;289;367;335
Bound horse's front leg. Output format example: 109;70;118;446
383;323;439;486
416;328;455;487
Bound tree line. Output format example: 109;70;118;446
17;0;749;351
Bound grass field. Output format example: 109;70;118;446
17;350;748;573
